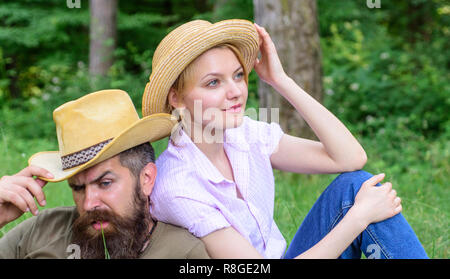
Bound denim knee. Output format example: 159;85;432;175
335;170;374;186
325;170;375;200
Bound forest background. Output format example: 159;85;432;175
0;0;448;258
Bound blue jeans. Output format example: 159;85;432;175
284;170;428;259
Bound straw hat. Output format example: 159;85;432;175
28;89;177;182
142;19;259;117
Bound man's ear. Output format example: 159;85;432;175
139;162;157;196
168;88;185;109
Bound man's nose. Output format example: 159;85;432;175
83;186;102;212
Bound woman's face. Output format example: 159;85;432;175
172;47;248;133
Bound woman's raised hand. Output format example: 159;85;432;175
253;23;288;88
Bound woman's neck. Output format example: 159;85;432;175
185;121;227;163
184;121;236;183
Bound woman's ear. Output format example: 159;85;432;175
168;88;184;109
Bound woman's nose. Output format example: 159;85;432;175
226;80;244;99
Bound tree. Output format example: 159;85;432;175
253;0;323;139
89;0;118;76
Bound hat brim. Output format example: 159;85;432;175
28;113;177;182
142;19;259;117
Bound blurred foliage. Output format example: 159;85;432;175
0;0;448;146
318;0;450;145
0;0;448;258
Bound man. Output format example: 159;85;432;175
0;89;209;259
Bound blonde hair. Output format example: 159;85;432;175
166;43;248;113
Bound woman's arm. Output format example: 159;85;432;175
270;77;367;173
296;173;402;258
295;205;367;259
201;227;264;258
199;174;401;259
253;24;367;174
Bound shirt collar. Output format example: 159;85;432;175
169;124;249;184
224;121;250;152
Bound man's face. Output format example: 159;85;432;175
69;156;136;230
68;155;151;258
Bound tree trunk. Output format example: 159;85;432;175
89;0;117;76
253;0;323;139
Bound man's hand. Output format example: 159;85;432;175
0;166;53;228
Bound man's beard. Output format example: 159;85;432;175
71;183;151;259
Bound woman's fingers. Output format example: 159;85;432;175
362;173;385;188
383;182;392;191
254;23;276;52
389;189;397;198
254;23;263;45
254;57;260;67
394;197;402;207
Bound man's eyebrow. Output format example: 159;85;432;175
68;171;114;188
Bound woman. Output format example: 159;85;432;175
142;19;427;258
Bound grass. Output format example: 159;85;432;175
101;221;111;259
0;130;448;258
273;136;449;258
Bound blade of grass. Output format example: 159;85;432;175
100;221;110;259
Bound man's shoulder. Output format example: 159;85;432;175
34;206;78;228
36;206;78;218
10;206;77;233
24;206;77;238
20;206;77;246
157;221;200;241
0;206;77;258
141;221;209;259
154;222;204;249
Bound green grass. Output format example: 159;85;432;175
273;136;449;258
0;130;448;258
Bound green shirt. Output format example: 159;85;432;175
0;206;209;259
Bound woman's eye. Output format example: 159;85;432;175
206;79;219;87
235;71;244;80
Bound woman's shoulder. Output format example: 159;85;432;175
156;142;190;173
227;116;284;153
235;116;282;138
154;151;208;199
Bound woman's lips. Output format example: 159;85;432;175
223;103;242;113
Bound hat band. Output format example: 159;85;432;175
61;138;113;170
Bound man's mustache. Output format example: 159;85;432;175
73;209;119;233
